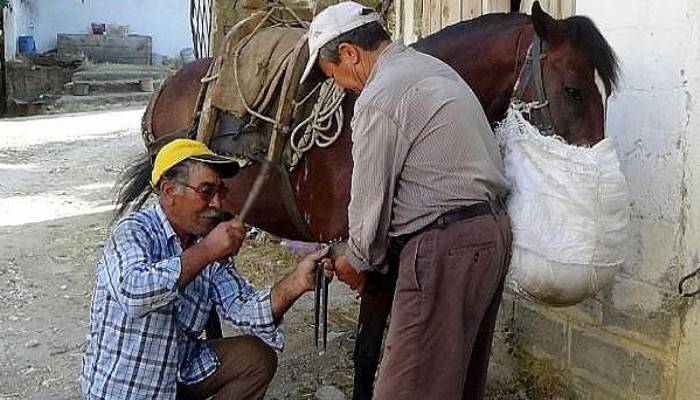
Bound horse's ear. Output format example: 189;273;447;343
531;1;565;45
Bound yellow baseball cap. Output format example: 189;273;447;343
150;139;239;187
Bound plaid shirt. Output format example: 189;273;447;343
81;204;283;400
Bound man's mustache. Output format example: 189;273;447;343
201;209;234;224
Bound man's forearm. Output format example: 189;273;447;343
178;242;213;288
270;272;304;320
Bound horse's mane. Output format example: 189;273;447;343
563;15;619;95
414;12;620;95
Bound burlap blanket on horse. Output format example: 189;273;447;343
209;26;308;118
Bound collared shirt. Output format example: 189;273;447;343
81;204;282;400
346;42;510;273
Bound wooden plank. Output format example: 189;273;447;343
394;0;404;40
442;0;461;27
422;0;431;38
402;0;420;43
559;0;576;17
461;0;482;20
429;0;442;34
483;0;509;13
519;0;574;17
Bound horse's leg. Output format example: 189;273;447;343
352;271;397;400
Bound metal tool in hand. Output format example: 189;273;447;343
312;241;344;354
314;259;331;354
281;240;343;354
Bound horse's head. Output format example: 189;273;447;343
526;2;619;146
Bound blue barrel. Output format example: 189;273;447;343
18;35;36;54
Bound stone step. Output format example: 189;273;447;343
46;92;152;114
72;68;171;82
65;79;163;95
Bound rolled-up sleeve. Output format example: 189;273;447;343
210;262;284;351
104;220;181;318
347;105;401;274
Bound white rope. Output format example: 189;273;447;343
216;2;345;169
289;80;346;167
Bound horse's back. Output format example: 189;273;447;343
149;58;213;138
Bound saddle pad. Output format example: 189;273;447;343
210;26;307;118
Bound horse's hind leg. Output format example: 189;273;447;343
352;272;396;400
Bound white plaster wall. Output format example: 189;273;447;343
3;0;31;61
576;0;692;294
4;0;191;60
576;1;700;398
674;0;700;398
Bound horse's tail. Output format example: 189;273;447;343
114;152;153;222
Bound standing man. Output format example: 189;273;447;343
300;3;512;399
81;139;332;400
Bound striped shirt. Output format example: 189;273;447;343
346;42;510;273
81;204;282;400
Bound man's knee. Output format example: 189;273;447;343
231;336;278;383
252;338;278;383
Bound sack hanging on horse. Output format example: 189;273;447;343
496;104;630;306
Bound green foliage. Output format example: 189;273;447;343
1;0;11;12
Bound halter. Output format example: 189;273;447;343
512;33;557;136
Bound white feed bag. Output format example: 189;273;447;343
495;105;630;306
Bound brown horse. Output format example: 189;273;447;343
117;3;618;399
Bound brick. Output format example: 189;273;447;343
632;353;666;397
514;303;566;362
570;329;634;389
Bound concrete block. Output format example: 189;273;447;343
570;329;634;389
57;34;152;64
514;303;567;363
599;278;679;346
139;78;154;93
570;375;627;400
632;353;666;397
70;82;90;96
559;298;604;326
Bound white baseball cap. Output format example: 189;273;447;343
300;1;380;84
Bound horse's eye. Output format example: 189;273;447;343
565;87;583;102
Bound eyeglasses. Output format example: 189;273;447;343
179;182;228;202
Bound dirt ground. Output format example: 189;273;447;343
0;108;360;400
0;108;529;400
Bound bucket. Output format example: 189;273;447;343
91;23;106;35
18;35;36;54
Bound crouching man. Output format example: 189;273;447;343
81;139;332;400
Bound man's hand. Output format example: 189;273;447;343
200;219;247;261
293;247;335;292
270;246;334;319
179;220;246;288
334;255;367;294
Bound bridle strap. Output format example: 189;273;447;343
512;33;557;136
